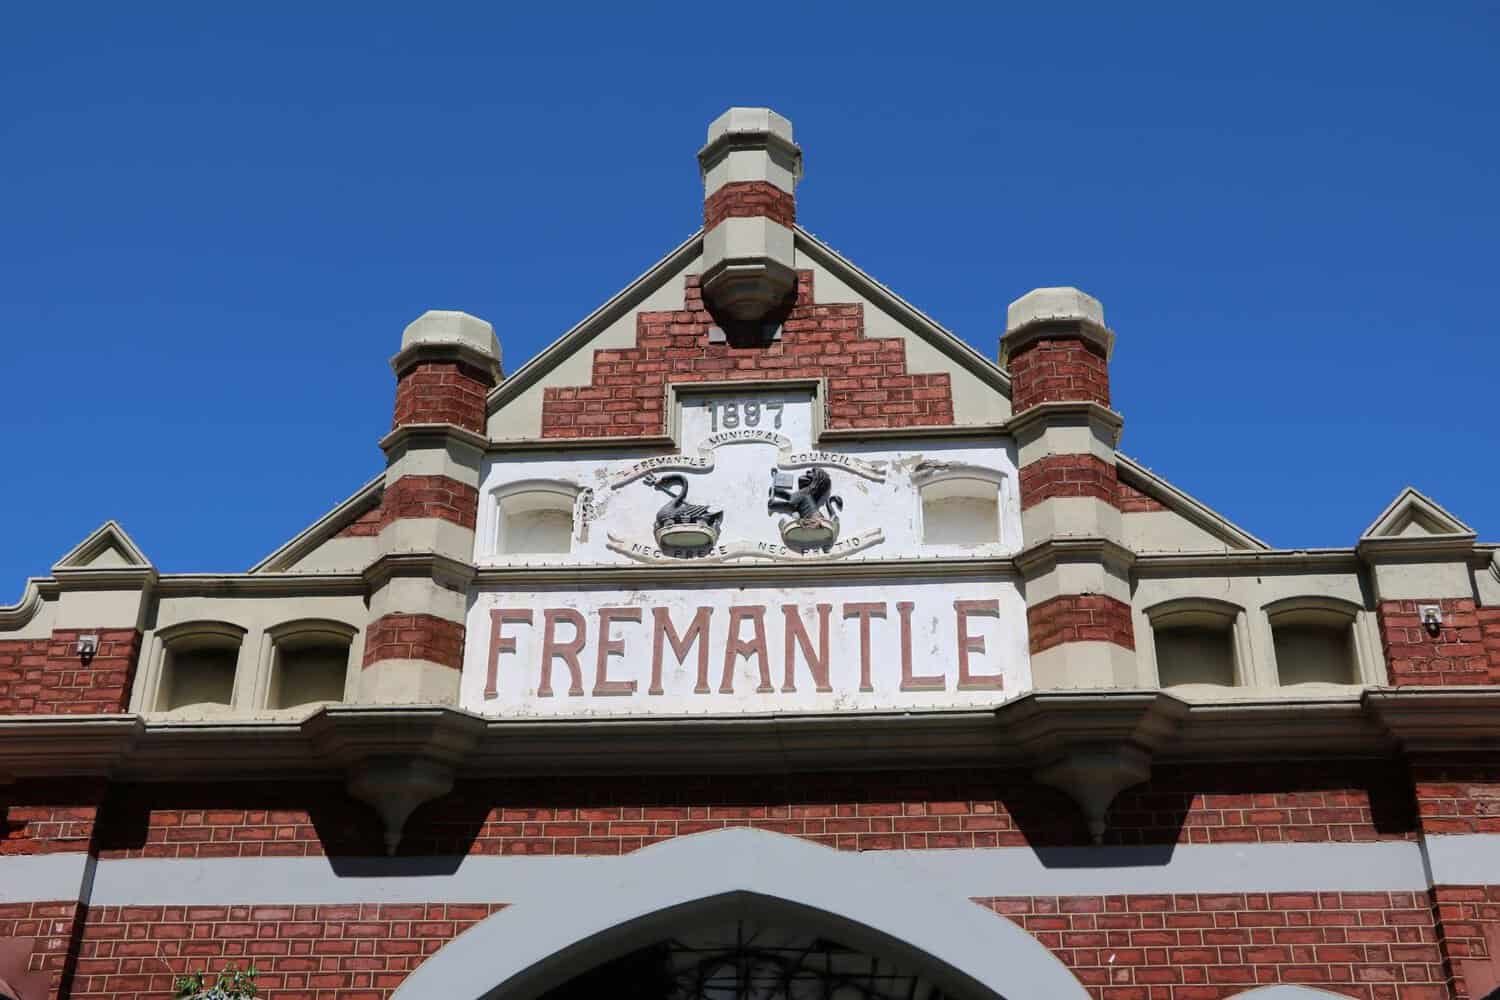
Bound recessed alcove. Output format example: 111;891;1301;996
155;622;245;713
496;483;578;555
267;620;355;710
914;467;1003;547
1145;599;1245;688
1266;599;1361;686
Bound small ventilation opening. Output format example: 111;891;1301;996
270;640;350;709
499;489;575;555
158;639;239;711
920;478;1000;546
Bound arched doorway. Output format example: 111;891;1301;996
538;917;971;1000
392;828;1088;1000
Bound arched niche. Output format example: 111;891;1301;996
391;827;1088;1000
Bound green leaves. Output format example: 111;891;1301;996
173;963;260;999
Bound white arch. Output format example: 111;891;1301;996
1231;990;1356;998
393;827;1088;1000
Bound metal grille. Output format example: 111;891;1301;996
540;921;955;1000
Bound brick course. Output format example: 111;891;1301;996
540;272;954;438
333;501;384;539
1020;453;1120;511
85;763;1415;861
703;180;796;229
1378;600;1498;687
0;630;141;716
391;361;492;434
1008;336;1111;413
1118;479;1169;513
359;614;464;671
71;902;503;1000
983;890;1447;999
377;476;477;531
1028;595;1136;653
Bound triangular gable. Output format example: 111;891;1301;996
486;227;1013;440
1116;454;1270;551
1360;486;1476;542
250;474;384;574
52;520;151;572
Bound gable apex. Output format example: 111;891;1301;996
1359;486;1476;543
51;520;152;572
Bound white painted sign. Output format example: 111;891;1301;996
463;579;1029;716
463;388;1029;717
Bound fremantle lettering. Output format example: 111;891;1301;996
481;598;1006;700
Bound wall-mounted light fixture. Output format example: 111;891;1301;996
76;634;99;665
1418;605;1443;637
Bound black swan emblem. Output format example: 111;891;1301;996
643;473;724;532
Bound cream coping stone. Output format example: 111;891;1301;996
401;310;501;367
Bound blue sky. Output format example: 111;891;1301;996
2;4;1497;588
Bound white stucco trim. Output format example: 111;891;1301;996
62;836;1453;908
1423;832;1500;886
0;851;94;904
390;827;1088;1000
1229;989;1358;998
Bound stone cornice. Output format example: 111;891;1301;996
0;579;46;631
487;434;677;453
472;556;1020;588
389;341;501;381
1362;687;1500;753
51;566;158;592
378;422;490;459
1004;401;1124;446
4;686;1484;783
1133;548;1362;574
153;572;366;598
363;552;476;592
1000;315;1116;363
1014;537;1136;577
1356;534;1478;562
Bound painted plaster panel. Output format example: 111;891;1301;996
476;391;1020;566
463;576;1029;717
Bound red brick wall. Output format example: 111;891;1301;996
1378;599;1498;687
984;890;1446;999
540;272;954;438
334;501;384;538
360;614;464;671
1480;607;1500;680
0;900;86;1000
391;360;492;434
1118;480;1168;513
703;180;795;229
5;764;1459;999
0;630;140;716
1020;454;1120;511
72;903;502;1000
377;476;477;531
87;763;1415;861
1433;885;1500;999
1008;336;1110;413
1410;759;1500;997
1028;595;1136;654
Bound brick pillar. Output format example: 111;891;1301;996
1002;287;1137;688
360;311;499;704
1407;758;1500;998
696;107;802;329
0;779;108;1000
1358;489;1493;687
